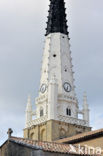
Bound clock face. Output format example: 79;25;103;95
40;84;47;93
63;82;71;92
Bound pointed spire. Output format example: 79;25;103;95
26;95;32;112
25;95;32;127
83;92;90;126
83;92;88;109
45;0;69;36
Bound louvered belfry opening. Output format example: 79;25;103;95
45;0;69;36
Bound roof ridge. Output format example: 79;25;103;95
5;136;94;155
10;136;69;146
56;128;103;143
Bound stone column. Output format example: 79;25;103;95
48;75;58;120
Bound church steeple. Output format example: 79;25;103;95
45;0;69;36
24;0;91;141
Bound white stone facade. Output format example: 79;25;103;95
25;33;90;128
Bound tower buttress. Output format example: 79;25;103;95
48;75;58;120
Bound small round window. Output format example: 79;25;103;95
64;66;68;72
53;54;56;57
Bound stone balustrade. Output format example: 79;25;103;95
25;115;48;128
58;115;87;126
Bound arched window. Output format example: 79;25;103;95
41;129;46;141
40;107;44;117
69;109;71;116
30;133;34;140
66;108;69;115
66;108;71;116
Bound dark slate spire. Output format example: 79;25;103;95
45;0;69;36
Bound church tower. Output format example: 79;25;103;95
24;0;91;141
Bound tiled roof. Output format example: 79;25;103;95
56;128;103;143
9;137;89;155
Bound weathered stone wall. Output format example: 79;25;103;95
74;137;103;149
0;140;75;156
0;141;33;156
24;120;91;142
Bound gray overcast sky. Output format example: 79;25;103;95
0;0;103;144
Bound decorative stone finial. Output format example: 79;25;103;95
26;95;32;112
52;74;56;79
7;128;13;138
25;95;32;128
83;91;87;97
83;92;89;126
27;95;31;104
83;92;88;105
50;74;58;84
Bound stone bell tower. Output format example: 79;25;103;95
24;0;91;141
